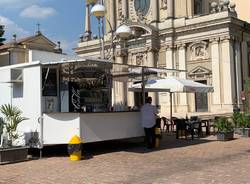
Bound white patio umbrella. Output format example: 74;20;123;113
129;77;214;93
128;77;214;122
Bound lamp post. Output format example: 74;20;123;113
90;2;132;109
91;1;132;60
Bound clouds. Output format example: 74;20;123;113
0;0;39;9
0;0;56;19
20;5;56;19
0;16;29;39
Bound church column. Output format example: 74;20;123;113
147;47;157;105
84;3;91;40
210;38;221;109
178;44;188;112
167;0;174;18
235;41;243;107
164;45;176;113
165;46;175;73
122;0;128;18
109;0;116;31
152;1;159;23
113;50;126;109
221;36;235;110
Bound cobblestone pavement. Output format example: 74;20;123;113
0;134;250;184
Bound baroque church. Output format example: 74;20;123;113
75;0;250;116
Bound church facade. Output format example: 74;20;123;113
75;0;250;116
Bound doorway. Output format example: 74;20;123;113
195;80;208;112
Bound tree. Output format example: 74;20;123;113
0;24;6;46
0;104;28;146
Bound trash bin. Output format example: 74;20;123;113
155;118;162;148
68;135;82;161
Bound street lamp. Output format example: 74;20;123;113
91;2;132;59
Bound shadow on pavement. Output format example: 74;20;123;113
29;133;218;158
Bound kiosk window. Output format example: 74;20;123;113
42;68;57;96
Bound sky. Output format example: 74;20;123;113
233;0;250;21
0;0;249;54
0;0;99;54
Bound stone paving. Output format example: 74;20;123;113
0;134;250;184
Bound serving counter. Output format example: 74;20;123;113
42;111;144;145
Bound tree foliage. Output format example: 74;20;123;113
0;24;6;46
0;104;28;145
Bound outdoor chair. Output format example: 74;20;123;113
161;117;171;132
186;116;202;139
176;118;188;139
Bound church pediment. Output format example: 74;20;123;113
188;66;211;76
23;34;56;47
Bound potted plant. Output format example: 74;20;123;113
232;112;243;134
238;113;250;137
0;104;29;164
215;117;234;141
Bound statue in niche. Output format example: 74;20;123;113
195;46;205;57
190;41;209;60
161;0;168;10
135;53;146;66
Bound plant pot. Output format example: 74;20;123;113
0;146;28;165
243;128;250;137
217;131;234;141
234;127;242;135
239;128;245;136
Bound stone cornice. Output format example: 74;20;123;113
209;37;220;43
176;43;186;49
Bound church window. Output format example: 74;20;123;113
194;0;203;15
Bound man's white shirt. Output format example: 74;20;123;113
141;103;157;128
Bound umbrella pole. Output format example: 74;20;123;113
142;67;145;105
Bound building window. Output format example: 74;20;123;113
194;0;203;15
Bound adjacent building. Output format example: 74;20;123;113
0;32;61;67
75;0;250;116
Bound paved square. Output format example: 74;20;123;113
0;134;250;184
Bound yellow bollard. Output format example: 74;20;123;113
68;135;82;161
155;127;161;148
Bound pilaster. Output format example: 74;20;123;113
235;41;243;107
210;37;222;108
147;47;157;105
241;41;249;81
178;44;188;112
122;0;128;18
167;0;174;18
165;45;175;75
220;36;235;111
109;0;116;32
152;0;159;23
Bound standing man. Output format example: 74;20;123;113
141;96;157;149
